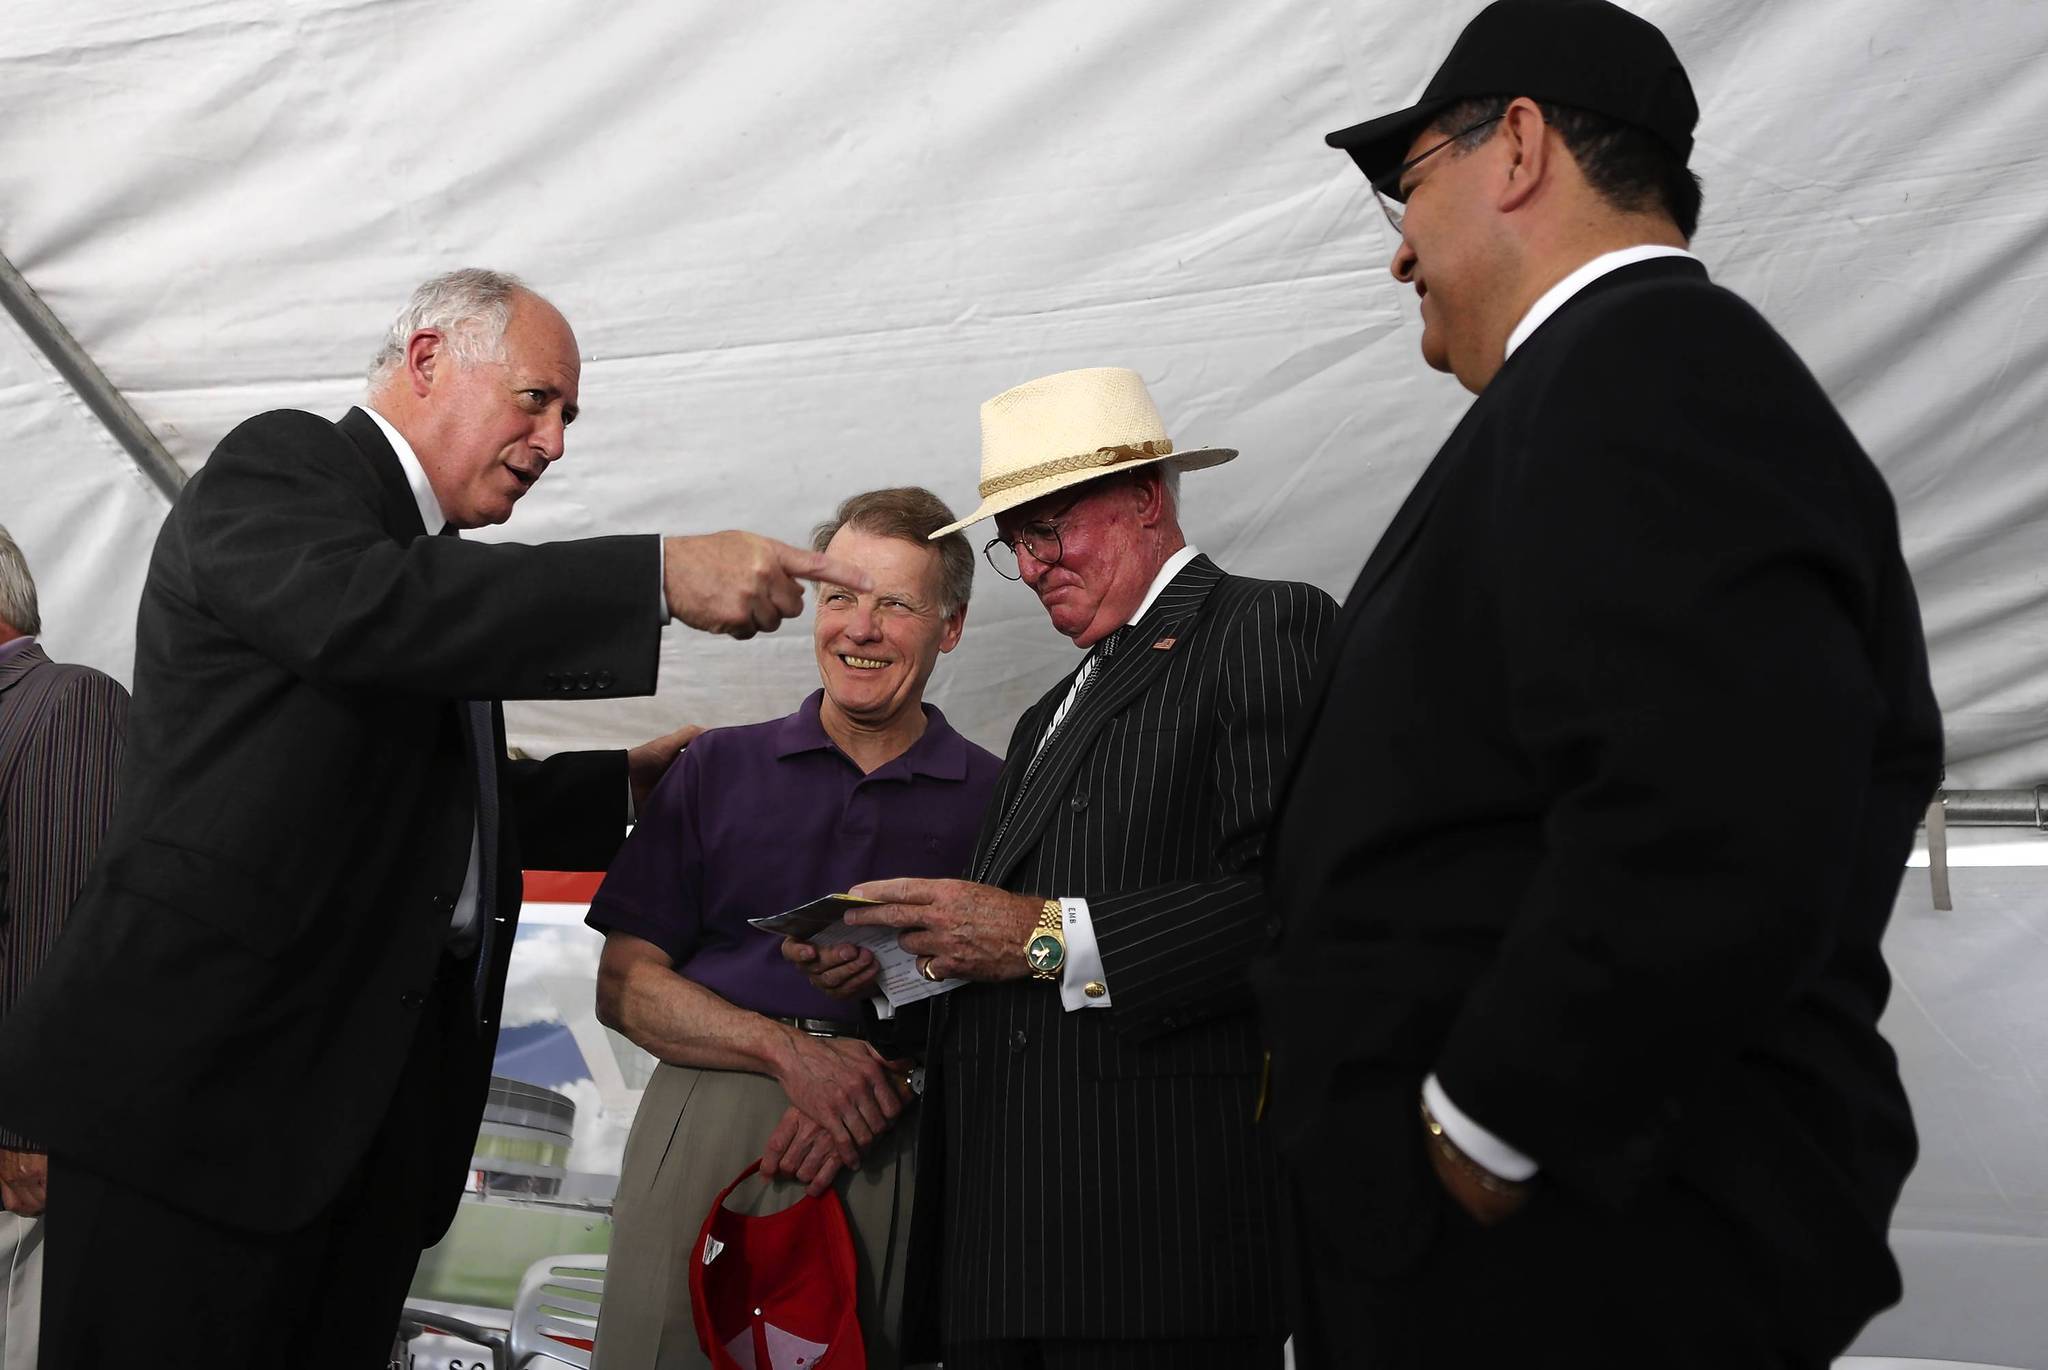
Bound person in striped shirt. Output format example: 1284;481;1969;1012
0;525;129;1370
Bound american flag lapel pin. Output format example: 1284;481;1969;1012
1151;636;1177;650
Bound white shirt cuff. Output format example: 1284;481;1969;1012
870;993;895;1021
1056;897;1111;1010
1423;1073;1538;1181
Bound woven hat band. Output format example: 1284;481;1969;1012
978;439;1175;499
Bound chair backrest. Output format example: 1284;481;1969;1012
507;1253;607;1370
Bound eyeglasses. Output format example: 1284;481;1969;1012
1369;115;1503;238
982;518;1065;581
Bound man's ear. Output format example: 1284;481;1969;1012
939;603;967;655
404;329;445;399
1132;468;1170;527
1497;96;1550;215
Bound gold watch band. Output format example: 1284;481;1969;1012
1026;898;1065;981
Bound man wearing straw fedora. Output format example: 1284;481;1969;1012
1251;3;1941;1366
787;365;1335;1369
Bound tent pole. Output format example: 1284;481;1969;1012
0;251;186;501
1930;788;2048;827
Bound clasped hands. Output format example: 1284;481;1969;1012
779;878;1047;997
758;1030;914;1197
761;879;1042;1196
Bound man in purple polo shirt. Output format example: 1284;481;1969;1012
587;486;1000;1370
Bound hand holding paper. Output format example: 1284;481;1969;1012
841;877;1043;986
763;890;964;1007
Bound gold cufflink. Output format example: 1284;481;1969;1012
1084;981;1107;998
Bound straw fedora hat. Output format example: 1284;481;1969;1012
930;366;1236;537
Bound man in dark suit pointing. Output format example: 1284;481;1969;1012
792;366;1334;1369
1253;4;1941;1367
0;268;870;1366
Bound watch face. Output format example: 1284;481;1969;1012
1026;933;1065;972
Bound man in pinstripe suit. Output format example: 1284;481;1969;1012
788;368;1335;1369
0;526;129;1370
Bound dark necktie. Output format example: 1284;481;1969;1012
438;524;500;1024
466;698;501;1021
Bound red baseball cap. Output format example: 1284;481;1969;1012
691;1161;866;1370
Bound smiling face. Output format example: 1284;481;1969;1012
414;292;582;528
1388;121;1515;392
813;525;965;737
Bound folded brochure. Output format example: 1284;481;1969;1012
747;892;961;1007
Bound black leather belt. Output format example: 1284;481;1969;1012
770;1015;859;1038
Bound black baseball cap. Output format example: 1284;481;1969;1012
1324;0;1698;183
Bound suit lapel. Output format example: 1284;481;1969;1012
979;555;1224;889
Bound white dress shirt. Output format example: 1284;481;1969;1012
363;405;486;947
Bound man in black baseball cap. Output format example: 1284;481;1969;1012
1253;3;1939;1366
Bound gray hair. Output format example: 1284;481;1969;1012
366;268;529;388
0;525;42;636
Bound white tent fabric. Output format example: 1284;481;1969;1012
6;0;2048;1359
9;0;2048;782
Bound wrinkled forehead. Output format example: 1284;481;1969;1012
827;524;943;592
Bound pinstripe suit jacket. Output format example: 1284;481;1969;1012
0;642;128;1152
908;554;1334;1346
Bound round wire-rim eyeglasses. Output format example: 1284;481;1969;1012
982;522;1064;581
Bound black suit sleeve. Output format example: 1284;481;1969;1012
1433;292;1922;1189
1089;579;1335;1037
185;411;661;700
505;749;629;872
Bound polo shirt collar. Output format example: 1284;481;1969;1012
774;689;971;780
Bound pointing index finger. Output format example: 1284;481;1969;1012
783;545;874;593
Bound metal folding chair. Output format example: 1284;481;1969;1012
506;1253;607;1369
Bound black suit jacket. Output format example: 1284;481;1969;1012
0;406;662;1239
1254;259;1942;1358
907;554;1334;1347
0;643;128;1152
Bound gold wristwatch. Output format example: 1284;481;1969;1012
1025;898;1066;981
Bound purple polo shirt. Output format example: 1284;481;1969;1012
586;690;1001;1022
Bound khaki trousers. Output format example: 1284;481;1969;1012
0;1213;40;1370
593;1062;917;1370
